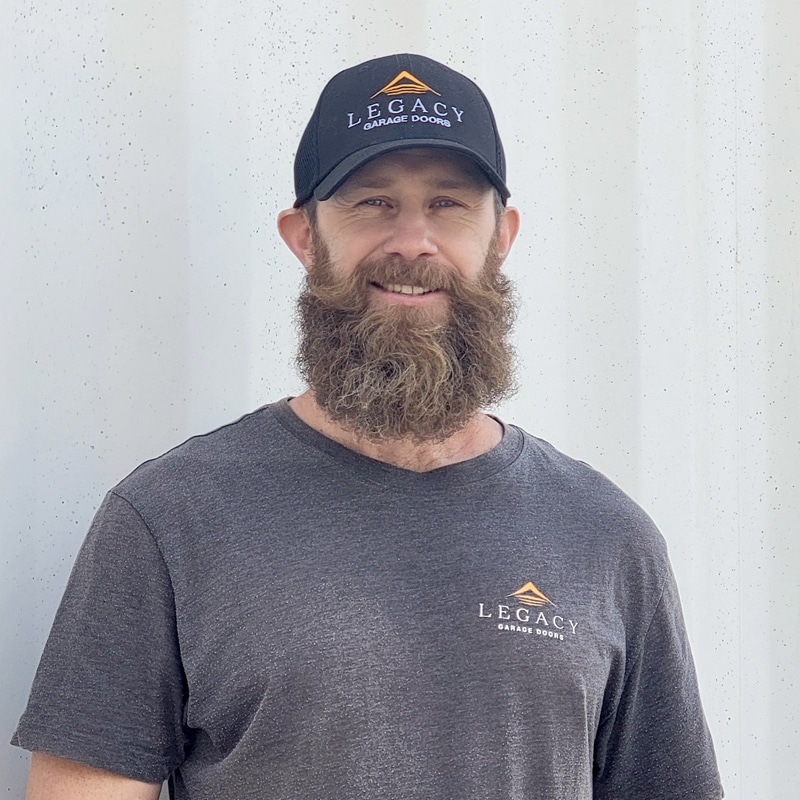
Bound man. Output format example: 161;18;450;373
13;54;723;799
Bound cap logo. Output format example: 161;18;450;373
347;70;463;132
371;70;442;98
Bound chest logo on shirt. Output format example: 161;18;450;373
478;581;578;642
507;581;554;607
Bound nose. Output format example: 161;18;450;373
381;209;438;261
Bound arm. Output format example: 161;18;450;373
593;570;723;799
14;494;185;793
26;753;162;800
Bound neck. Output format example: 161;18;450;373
288;391;503;472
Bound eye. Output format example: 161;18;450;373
432;197;460;208
361;197;388;207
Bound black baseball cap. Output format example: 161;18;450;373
293;53;510;207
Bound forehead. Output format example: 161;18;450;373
337;148;492;193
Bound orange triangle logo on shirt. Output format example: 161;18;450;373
507;581;555;607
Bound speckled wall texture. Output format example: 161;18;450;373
2;2;798;798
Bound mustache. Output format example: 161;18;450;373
307;252;501;312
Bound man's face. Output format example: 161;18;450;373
281;147;520;443
310;148;508;321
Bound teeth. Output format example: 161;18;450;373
383;283;432;295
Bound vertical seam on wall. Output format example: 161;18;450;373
733;0;745;789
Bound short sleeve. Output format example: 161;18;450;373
12;491;187;782
593;569;723;799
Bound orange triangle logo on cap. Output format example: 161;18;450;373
371;70;442;98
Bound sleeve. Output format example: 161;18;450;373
11;491;187;783
593;568;724;800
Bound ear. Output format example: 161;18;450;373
278;207;314;271
495;205;521;262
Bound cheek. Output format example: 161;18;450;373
325;238;382;273
448;245;490;280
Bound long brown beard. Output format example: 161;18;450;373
295;230;518;443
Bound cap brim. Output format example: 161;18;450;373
311;139;510;204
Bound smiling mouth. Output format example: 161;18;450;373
373;282;438;296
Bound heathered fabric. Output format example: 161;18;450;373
13;399;723;799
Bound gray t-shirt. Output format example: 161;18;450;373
13;400;723;799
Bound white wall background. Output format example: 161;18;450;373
2;1;798;797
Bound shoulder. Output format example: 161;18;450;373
511;425;671;575
514;427;660;529
111;402;294;507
